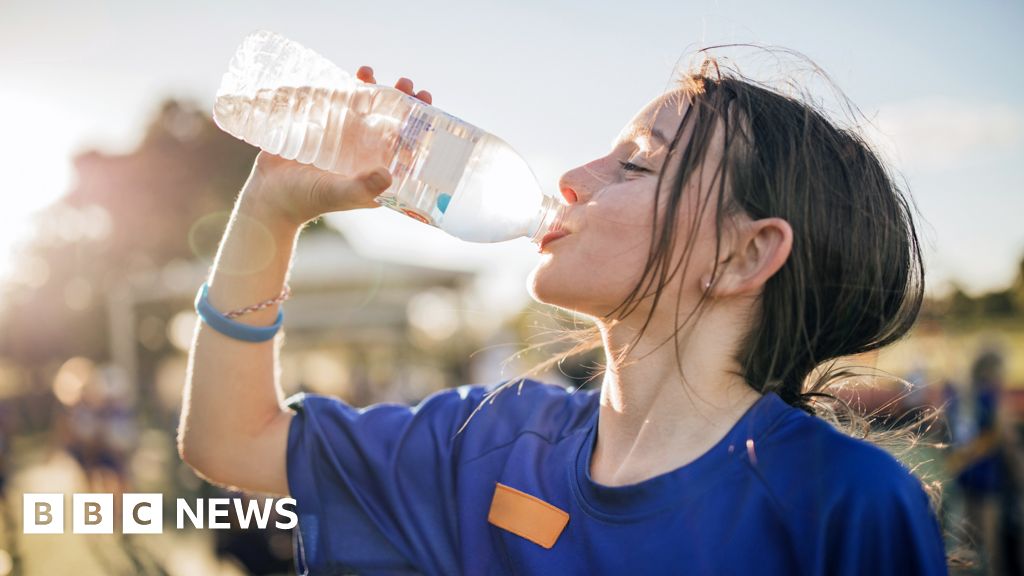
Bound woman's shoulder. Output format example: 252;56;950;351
445;378;599;440
285;379;599;475
748;400;948;573
358;378;594;465
289;377;595;417
753;401;934;518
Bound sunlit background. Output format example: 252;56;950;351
0;1;1022;575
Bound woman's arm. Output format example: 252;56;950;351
178;68;430;496
178;160;395;495
177;174;304;496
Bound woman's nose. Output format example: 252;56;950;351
559;183;578;205
558;166;590;205
558;156;616;205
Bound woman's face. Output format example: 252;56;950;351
528;90;727;321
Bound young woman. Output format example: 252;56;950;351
179;60;950;575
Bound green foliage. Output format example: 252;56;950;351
936;255;1024;321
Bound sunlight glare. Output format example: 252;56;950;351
0;91;77;282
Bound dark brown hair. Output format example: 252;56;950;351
461;49;962;564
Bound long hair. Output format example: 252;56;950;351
460;48;964;566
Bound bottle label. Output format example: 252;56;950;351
394;111;431;179
419;128;474;193
399;112;432;153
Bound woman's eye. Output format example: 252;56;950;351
618;160;652;174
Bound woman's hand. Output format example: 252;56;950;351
241;66;434;228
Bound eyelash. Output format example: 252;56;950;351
618;160;652;174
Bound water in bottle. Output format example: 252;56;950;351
213;30;566;243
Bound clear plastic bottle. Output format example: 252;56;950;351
213;30;566;243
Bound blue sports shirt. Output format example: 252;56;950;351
285;379;948;575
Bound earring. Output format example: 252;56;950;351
703;279;712;291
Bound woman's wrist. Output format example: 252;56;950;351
203;177;303;326
237;177;307;234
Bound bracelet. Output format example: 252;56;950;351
226;284;291;318
194;282;284;343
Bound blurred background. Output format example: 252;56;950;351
0;0;1022;574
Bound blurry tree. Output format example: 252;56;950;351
947;283;979;318
937;257;1024;321
978;290;1017;317
0;99;263;391
1012;255;1024;313
69;100;258;266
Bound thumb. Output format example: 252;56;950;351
311;167;393;213
348;167;391;198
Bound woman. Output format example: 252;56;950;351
179;60;949;575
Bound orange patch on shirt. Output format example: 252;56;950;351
487;482;569;549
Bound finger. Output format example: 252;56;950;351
415;90;432;105
356;66;376;83
395;77;414;96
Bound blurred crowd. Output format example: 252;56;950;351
942;350;1024;575
0;356;296;575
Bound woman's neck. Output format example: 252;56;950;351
589;312;761;487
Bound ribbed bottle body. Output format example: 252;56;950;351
213;30;565;243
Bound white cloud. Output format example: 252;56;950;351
865;97;1024;170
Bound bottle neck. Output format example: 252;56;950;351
528;195;568;244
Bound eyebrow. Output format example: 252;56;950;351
613;125;670;150
647;127;670;146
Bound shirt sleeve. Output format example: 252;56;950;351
824;468;949;576
284;385;489;576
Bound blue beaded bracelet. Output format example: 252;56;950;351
194;282;283;343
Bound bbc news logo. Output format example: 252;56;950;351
23;493;297;534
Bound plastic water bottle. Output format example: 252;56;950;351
213;30;566;244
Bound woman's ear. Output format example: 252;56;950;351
707;217;792;298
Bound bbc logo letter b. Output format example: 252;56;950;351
73;493;113;534
23;493;64;534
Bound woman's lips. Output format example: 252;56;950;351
539;230;570;252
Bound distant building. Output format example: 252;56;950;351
120;228;482;413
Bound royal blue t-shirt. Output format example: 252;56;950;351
285;379;948;575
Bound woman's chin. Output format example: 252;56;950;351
526;265;564;306
525;266;549;304
527;266;591;312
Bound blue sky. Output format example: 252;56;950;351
1;0;1021;299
